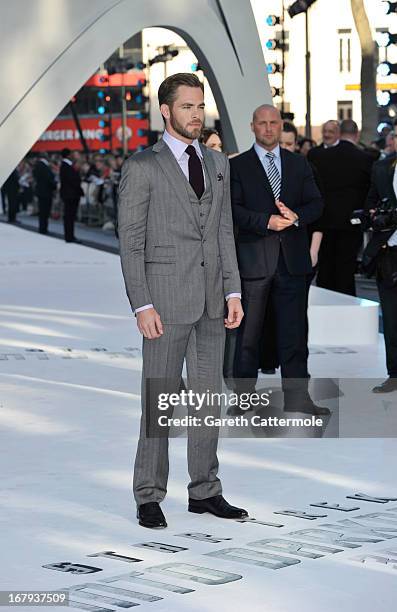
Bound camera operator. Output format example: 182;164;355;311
362;143;397;393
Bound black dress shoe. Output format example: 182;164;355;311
285;403;331;416
188;495;248;519
261;368;276;375
137;502;167;528
372;378;397;393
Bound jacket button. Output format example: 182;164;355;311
201;261;204;266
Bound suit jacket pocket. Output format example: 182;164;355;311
144;245;176;262
145;262;176;275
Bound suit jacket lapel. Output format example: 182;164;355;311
153;138;200;231
201;144;219;238
279;148;291;202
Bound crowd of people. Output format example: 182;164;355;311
0;150;125;239
1;118;387;250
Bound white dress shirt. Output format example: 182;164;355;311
162;129;205;184
254;142;282;179
135;130;240;314
323;140;340;149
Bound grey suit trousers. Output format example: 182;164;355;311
133;311;225;506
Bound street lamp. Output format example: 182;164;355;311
287;0;318;138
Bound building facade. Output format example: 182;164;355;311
142;0;394;143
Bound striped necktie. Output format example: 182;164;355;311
265;151;281;200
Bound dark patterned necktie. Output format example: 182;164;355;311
265;150;281;200
185;145;204;199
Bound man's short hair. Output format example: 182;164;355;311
282;121;298;140
340;119;359;135
61;148;71;158
158;73;204;108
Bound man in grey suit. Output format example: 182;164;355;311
118;73;248;528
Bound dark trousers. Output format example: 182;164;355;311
234;253;308;394
377;248;397;377
260;267;316;369
304;268;316;358
63;198;79;242
38;196;52;234
5;193;19;222
317;229;363;296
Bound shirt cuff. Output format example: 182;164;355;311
135;304;154;314
226;293;241;301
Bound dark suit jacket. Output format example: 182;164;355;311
307;139;374;230
59;161;83;200
1;169;19;198
362;154;397;265
230;146;323;278
33;160;56;199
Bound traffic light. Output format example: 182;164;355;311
376;31;397;47
267;63;281;74
377;90;397;107
96;89;111;116
271;87;282;97
98;118;111;144
266;38;283;51
377;61;397;76
266;15;280;26
381;1;397;14
265;9;286;91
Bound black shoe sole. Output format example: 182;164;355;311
188;506;248;519
138;521;167;528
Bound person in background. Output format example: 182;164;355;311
381;132;396;159
59;148;84;243
1;168;20;223
260;122;324;375
298;137;316;157
231;104;327;415
17;159;33;212
320;119;340;149
33;153;56;234
363;120;397;394
199;128;223;152
308;119;373;295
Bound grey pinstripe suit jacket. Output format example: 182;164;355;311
118;137;241;324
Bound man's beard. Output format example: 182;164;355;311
170;113;202;140
258;135;278;148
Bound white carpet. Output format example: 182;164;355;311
0;223;396;612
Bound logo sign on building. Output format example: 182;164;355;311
31;116;149;152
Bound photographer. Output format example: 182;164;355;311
362;146;397;393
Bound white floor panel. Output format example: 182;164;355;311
1;223;396;612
